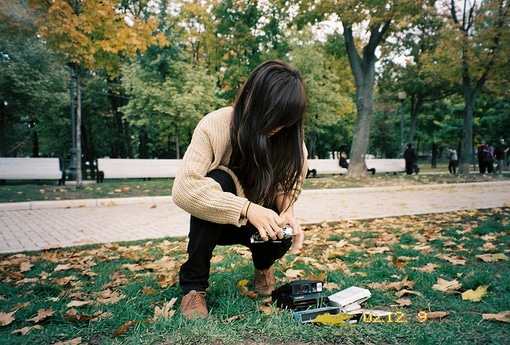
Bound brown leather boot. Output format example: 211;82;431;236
253;266;276;296
180;290;208;320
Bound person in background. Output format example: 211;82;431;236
477;142;493;174
448;148;458;175
338;150;376;175
495;139;509;174
403;143;419;175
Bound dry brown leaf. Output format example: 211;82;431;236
367;277;414;291
27;308;54;323
54;264;73;272
19;261;33;273
432;278;461;293
426;311;449;320
0;311;16;327
96;289;125;305
66;300;93;308
11;325;43;335
259;304;274;315
153;298;177;320
461;285;488;302
223;315;242;323
476;253;508;263
142;287;157;296
436;254;466;265
284;269;304;279
395;298;412;306
324;282;339;290
211;255;224;264
395;289;423;298
416;263;438;273
113;320;136;337
482;311;510;323
366;246;391;254
53;337;82;345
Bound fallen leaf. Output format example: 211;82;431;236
0;311;16;326
223;315;242;323
476;253;508;263
436;254;466;265
153;298;177;320
237;279;257;299
53;337;82;345
432;278;461;293
366;246;390;254
96;289;125;305
482;311;510;323
324;282;339;290
461;285;488;302
54;264;73;272
426;311;449;320
11;325;43;335
27;308;54;323
66;300;93;308
395;298;412;306
416;263;438;273
395;289;423;298
284;269;304;279
19;261;33;273
113;320;136;337
142;287;157;296
367;277;414;291
259;304;273;315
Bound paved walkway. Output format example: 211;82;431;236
1;181;509;254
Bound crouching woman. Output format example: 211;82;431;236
171;59;309;320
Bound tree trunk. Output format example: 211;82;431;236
459;89;476;174
348;70;375;178
76;72;82;185
0;103;7;156
174;126;180;159
408;94;422;145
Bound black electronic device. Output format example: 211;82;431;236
271;280;326;311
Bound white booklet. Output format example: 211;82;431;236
327;286;371;308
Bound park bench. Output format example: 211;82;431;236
0;157;65;184
96;158;183;182
306;159;405;176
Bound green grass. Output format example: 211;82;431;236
1;208;509;344
1;173;509;203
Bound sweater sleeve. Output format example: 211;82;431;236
171;118;250;227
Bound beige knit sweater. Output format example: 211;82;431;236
171;105;308;227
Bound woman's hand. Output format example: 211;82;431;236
246;203;287;241
280;208;304;254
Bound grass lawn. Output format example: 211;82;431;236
1;173;509;203
1;208;509;344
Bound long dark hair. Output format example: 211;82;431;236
228;60;307;208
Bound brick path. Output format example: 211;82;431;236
1;181;509;254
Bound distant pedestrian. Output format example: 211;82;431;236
448;148;458;175
477;143;493;174
403;143;419;175
495;139;509;174
338;150;375;175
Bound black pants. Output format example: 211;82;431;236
448;160;458;174
178;169;292;294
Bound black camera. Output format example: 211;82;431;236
271;280;326;311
